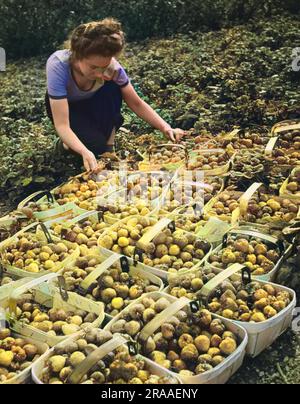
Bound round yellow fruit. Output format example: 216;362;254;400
118;237;130;248
26;263;40;273
169;245;181;257
118;229;129;238
111;298;125;310
44;260;55;270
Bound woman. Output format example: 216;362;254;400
46;18;185;172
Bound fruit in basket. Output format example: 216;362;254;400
99;216;156;253
53;172;119;207
61;256;160;316
244;194;300;224
285;171;300;195
1;232;77;274
207;281;291;323
205;191;240;220
188;151;230;171
208;234;280;276
109;296;172;338
0;329;42;383
149;147;186;167
42;329;179;384
230;133;268;150
270;149;300;167
100;218;211;273
14;297;98;336
168;272;206;301
51;218;109;249
139;307;240;377
103;199;152;221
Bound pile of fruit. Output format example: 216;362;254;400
145;309;239;376
207;281;291;323
229;132;269;151
1;232;77;274
229;151;265;186
101;199;152;221
267;149;300;167
204;191;240;221
207;235;280;276
244;194;299;224
282;170;300;196
0;329;44;383
53;171;119;208
188;150;230;171
50;218;109;250
109;296;240;377
100;221;211;274
14;300;99;336
167;271;206;300
61;255;161;316
264;166;291;194
149;147;186;167
40;329;178;384
275;130;300;151
98;216;157;256
110;296;176;337
163;176;223;213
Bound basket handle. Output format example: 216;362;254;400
199;263;248;303
137;218;173;249
67;335;127;384
271;120;300;136
69;210;99;224
239;183;263;217
18;191;55;209
38;223;54;244
226;229;279;247
139;297;190;343
8;273;59;314
172;202;204;218
265;137;278;156
77;253;121;295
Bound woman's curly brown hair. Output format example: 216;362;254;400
66;18;125;60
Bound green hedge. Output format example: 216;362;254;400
0;0;298;59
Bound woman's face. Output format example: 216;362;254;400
76;55;113;80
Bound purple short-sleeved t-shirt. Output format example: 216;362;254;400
46;50;130;102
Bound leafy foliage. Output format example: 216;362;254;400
0;0;298;59
0;15;300;204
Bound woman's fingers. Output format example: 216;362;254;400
174;128;186;142
165;128;186;143
82;150;98;172
165;129;176;142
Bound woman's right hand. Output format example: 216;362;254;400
82;149;98;172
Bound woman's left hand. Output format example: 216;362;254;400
163;127;186;143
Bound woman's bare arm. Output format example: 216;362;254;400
49;98;98;171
